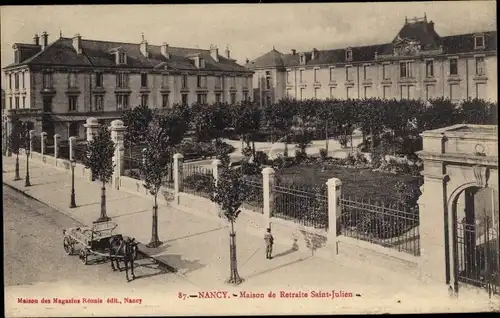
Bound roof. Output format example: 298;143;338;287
247;19;497;69
4;37;251;73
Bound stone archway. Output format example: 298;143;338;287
416;124;498;295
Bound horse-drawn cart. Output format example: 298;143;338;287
63;221;123;265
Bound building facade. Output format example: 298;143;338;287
246;16;497;106
2;32;253;140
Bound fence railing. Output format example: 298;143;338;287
272;183;328;230
339;197;420;256
32;136;41;153
180;163;213;199
242;178;264;214
122;154;142;180
73;145;88;165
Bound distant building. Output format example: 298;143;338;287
2;32;253;140
246;16;497;106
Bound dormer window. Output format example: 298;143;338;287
474;35;485;49
199;58;205;68
299;53;306;65
118;52;126;64
345;48;353;62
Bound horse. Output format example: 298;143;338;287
108;235;138;282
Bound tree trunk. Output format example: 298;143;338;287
370;126;375;155
147;194;162;248
227;220;243;285
324;123;329;153
97;182;110;222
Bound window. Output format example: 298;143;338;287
9;74;12;89
68;72;77;88
43;73;52;89
199;58;205;68
181;93;188;105
119;53;126;64
22;72;25;89
425;60;434;77
22;96;25;108
345;66;351;81
68;96;78;112
162;94;169;108
382;86;389;99
286;70;292;83
243;92;248;101
95;73;103;87
15;96;19;109
476;83;486;99
265;72;271;89
345;49;353;62
400;85;412;99
116;73;129;88
230;93;236;105
9;97;12;109
43;98;52;112
300;88;305;100
141;94;148;106
400;61;413;78
449;58;458;75
116;95;130;110
449;84;459;101
474;35;485;49
197;93;207;104
329;87;335;99
141;74;148;87
215;75;222;87
14;73;19;89
265;95;272;106
475;56;485;76
425;85;434;100
299;70;304;83
215;93;221;102
300;54;305;64
162;74;169;87
313;69;318;83
181;74;188;88
197;75;207;88
346;87;352;99
363;65;370;80
363;86;370;98
382;64;389;80
314;88;319;98
69;123;79;137
230;76;236;88
94;95;104;111
329;67;335;81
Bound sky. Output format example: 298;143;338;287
1;2;496;69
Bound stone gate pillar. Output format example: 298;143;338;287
262;167;276;228
110;120;126;190
84;117;100;142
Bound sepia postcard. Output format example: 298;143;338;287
2;2;499;316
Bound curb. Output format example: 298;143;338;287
2;180;178;274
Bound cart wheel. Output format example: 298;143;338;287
80;249;89;265
63;236;74;255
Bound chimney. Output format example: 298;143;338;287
225;45;230;59
428;21;435;33
161;42;170;59
41;31;48;50
72;34;82;54
311;48;318;60
33;34;40;46
245;58;249;64
140;36;148;58
210;45;219;62
291;49;296;55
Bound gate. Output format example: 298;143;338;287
456;215;500;297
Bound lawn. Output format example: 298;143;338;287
276;163;421;204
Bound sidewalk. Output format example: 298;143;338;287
3;155;498;313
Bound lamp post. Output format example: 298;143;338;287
24;124;31;187
70;159;77;208
13;125;21;180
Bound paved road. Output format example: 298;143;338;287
3;185;190;288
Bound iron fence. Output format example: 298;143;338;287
122;154;142;180
32;136;41;153
58;144;70;159
45;139;55;156
180;163;214;199
162;168;175;190
272;183;328;230
73;145;88;165
339;197;420;256
456;216;499;296
242;178;264;213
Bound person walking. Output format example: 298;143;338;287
264;228;274;259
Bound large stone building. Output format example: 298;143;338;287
246;16;497;106
2;32;253;140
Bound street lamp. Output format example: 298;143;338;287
14;128;21;181
70;159;77;208
24;124;31;187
